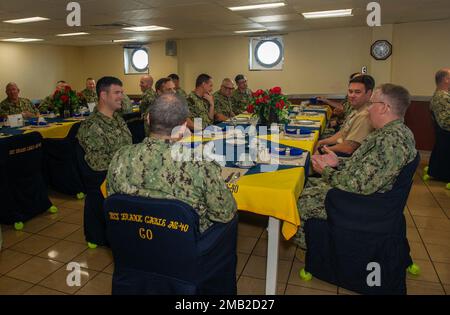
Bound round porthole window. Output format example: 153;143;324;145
131;48;149;71
254;40;283;68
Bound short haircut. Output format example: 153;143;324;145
349;74;375;92
234;74;246;83
195;73;212;88
96;76;122;97
57;80;66;84
86;77;94;81
155;78;172;92
378;83;411;117
435;69;450;85
149;94;189;135
168;73;180;81
349;72;362;80
222;78;233;86
5;82;17;90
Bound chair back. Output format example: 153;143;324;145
0;132;51;223
104;194;238;295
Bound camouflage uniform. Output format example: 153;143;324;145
293;119;417;248
186;92;213;129
140;89;157;114
118;94;134;115
38;95;55;113
80;88;98;104
77;110;132;171
430;90;450;131
107;137;237;233
232;88;252;113
213;91;235;118
0;97;38;116
176;88;188;100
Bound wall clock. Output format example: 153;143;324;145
371;40;392;60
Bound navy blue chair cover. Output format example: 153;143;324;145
304;153;420;295
122;113;145;144
0;132;52;224
75;140;108;245
104;194;238;295
429;113;450;182
43;123;84;195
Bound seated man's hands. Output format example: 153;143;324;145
22;111;36;119
311;146;339;174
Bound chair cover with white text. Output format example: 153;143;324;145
104;194;238;295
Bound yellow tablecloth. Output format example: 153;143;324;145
21;121;80;139
232;167;305;240
296;115;327;133
258;131;319;155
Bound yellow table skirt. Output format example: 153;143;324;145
233;167;305;240
22;121;80;139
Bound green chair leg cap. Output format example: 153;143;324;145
14;222;24;231
87;242;98;249
423;174;430;181
423;166;429;174
48;206;58;214
299;268;313;281
446;183;450;190
76;192;85;200
407;263;421;276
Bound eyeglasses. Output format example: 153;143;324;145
222;86;234;90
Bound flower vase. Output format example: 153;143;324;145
259;107;279;126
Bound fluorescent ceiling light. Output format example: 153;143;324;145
3;16;49;24
234;29;267;34
56;32;89;37
123;25;171;32
250;14;291;23
1;38;43;42
112;38;138;43
229;2;286;11
302;9;353;19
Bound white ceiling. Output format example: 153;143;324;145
0;0;449;46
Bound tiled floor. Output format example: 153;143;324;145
0;159;449;295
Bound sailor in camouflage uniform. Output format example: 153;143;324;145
107;93;237;233
186;74;215;130
430;68;450;131
168;73;188;100
80;78;98;104
39;81;68;113
213;78;236;122
232;74;252;114
139;75;156;114
293;84;417;248
77;77;132;172
0;83;38;118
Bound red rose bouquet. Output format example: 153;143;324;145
53;85;80;114
246;86;290;125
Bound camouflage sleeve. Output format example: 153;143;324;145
77;123;111;171
121;94;133;114
202;162;237;224
186;96;196;119
24;99;39;115
0;102;7;116
39;96;53;112
106;147;129;196
321;136;410;195
140;93;155;114
433;93;450;131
